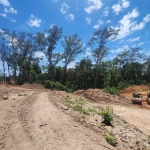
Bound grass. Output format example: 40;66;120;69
88;108;98;113
100;106;113;126
136;139;140;144
72;104;89;115
105;133;117;146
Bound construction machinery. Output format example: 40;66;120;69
147;92;150;104
132;92;143;105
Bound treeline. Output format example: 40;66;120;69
0;25;150;93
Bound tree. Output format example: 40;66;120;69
0;29;10;84
75;58;93;89
62;33;83;84
113;47;143;81
36;25;63;80
88;27;119;88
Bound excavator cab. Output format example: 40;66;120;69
147;92;150;104
132;92;143;105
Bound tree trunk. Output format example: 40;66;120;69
2;60;5;84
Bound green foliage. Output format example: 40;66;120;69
136;140;140;144
104;86;119;95
44;80;72;92
105;133;117;146
100;106;113;125
72;104;89;115
88;108;98;113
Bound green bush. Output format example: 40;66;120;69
105;133;117;146
104;86;119;95
44;80;72;92
100;106;113;125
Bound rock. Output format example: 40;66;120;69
61;105;69;110
3;95;9;100
18;93;27;96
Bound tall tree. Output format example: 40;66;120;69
88;27;119;88
0;29;10;84
113;47;143;81
62;33;83;84
36;25;63;80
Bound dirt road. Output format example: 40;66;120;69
0;85;150;150
0;87;114;150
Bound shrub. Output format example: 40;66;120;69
100;106;113;125
105;133;117;146
44;80;72;92
104;86;119;95
135;139;140;144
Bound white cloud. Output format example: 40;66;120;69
93;24;100;29
85;0;103;14
0;0;10;6
143;14;150;23
67;61;76;68
103;7;109;16
112;4;121;15
52;0;58;2
10;18;16;22
121;0;130;8
86;17;91;24
0;13;16;22
113;9;144;39
0;13;6;17
112;0;130;15
4;7;17;14
106;20;111;23
27;14;42;27
128;37;140;42
138;42;144;46
35;51;45;58
93;19;103;28
83;48;92;57
131;22;145;31
66;14;75;21
60;3;69;14
111;45;129;53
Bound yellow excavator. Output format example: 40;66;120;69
147;92;150;104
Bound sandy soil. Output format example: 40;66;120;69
0;84;150;150
0;85;114;150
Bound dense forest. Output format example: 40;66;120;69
0;25;150;94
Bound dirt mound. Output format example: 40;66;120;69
120;85;150;94
74;88;130;105
21;83;45;90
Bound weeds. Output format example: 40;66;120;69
88;108;98;113
136;140;140;144
105;133;117;146
72;104;89;115
100;106;113;126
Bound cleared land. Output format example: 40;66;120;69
0;84;150;150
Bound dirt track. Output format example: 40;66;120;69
0;86;114;150
0;85;150;150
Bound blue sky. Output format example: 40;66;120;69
0;0;150;68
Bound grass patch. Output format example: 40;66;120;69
136;140;140;145
88;108;98;113
100;106;113;126
105;133;117;146
72;104;89;115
